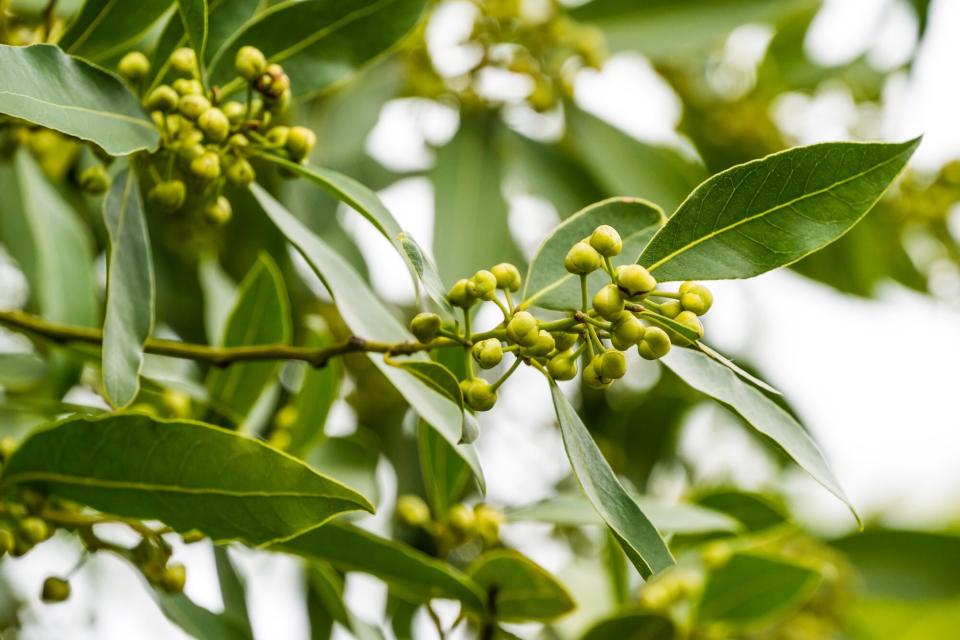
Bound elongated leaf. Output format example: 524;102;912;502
661;347;857;522
521;197;664;310
637;311;701;343
206;254;291;425
0;352;47;388
198;254;237;346
102;167;155;408
214;546;252;632
157;593;254;640
270;522;486;611
695;489;789;533
418;418;471;515
252;185;484;490
549;382;674;578
308;434;379;504
0;413;373;544
0;45;158;155
386;355;464;423
467;550;575;622
639;139;921;282
307;563;387;640
209;0;427;98
256;153;452;316
581;611;676;640
59;0;173;62
288;318;341;457
176;0;208;61
697;342;781;395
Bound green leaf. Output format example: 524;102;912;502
697;552;821;629
198;254;237;346
306;563;389;640
521;197;665;310
287;317;342;457
59;0;173;62
385;355;465;437
206;254;291;426
696;342;781;396
467;549;575;622
308;434;380;505
176;0;208;62
101;167;155;409
209;0;427;98
157;593;254;640
639;138;922;282
433;115;519;285
695;489;789;533
581;611;676;640
0;45;158;155
0;352;47;388
270;521;486;611
661;347;857;523
214;546;252;632
252;185;485;490
566;106;705;214
549;381;674;578
417;417;471;516
0;413;374;544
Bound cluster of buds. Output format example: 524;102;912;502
396;495;505;552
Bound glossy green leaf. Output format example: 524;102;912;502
288;317;342;457
101;167;155;409
521;197;665;310
157;593;254;640
252;185;484;490
59;0;173;62
467;550;575;622
0;45;158;155
386;356;465;436
270;522;486;611
697;342;781;395
0;352;47;388
206;254;291;426
0;413;374;544
214;546;252;632
308;434;379;505
639;139;921;282
209;0;427;98
176;0;208;61
581;611;676;640
662;347;857;522
550;382;674;578
417;417;471;515
698;552;821;628
566;106;705;213
695;489;789;533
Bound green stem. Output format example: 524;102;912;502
463;309;474;378
651;290;681;299
580;274;589;312
603;256;616;280
490;357;522;392
503;289;515;313
490;296;510;320
586;324;604;354
537;317;579;332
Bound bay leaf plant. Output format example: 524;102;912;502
0;0;927;637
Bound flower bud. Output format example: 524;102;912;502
523;330;555;357
466;380;497;412
148;180;186;212
448;503;475;533
235;46;267;81
169;47;197;74
589;224;622;257
118;51;150;83
470;269;498;300
256;64;290;98
0;529;13;556
222;100;246;124
266;125;289;147
172;78;202;96
178;94;210;121
679;282;713;315
671;310;704;346
181;530;205;544
490;262;521;291
410;312;441;343
582;360;610;389
638;326;671;360
553;331;577;351
226;157;255;186
0;437;16;463
659;300;682;318
198;107;230;143
592;284;624;321
177;139;205;166
598;350;627;380
615;264;657;299
396;495;431;526
472;339;503;369
506;311;539;347
564;241;602;274
286;126;316;161
78;165;110;195
190;151;221;182
203;196;232;226
41;577;70;603
448;278;477;308
19;517;49;543
474;504;504;545
547;351;577;380
611;313;645;350
162;564;187;594
144;85;178;112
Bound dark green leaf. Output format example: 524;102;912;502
212;546;253;635
581;611;676;640
639;139;921;282
307;563;387;640
157;592;254;640
0;413;373;544
101;167;155;409
549;381;674;578
176;0;208;61
695;489;789;533
198;254;237;345
0;44;158;155
287;317;342;457
418;418;471;515
59;0;173;62
467;549;575;622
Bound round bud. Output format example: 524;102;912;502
553;331;578;351
235;46;267;81
470;270;498;301
267;87;291;114
0;437;16;463
162;564;187;594
466;380;497;412
564;241;602;275
615;264;657;299
41;577;70;603
638;326;671;360
177;139;205;166
222;100;246;124
582;361;610;389
611;313;645;350
256;64;290;98
448;278;477;308
506;311;539;347
0;529;13;556
659;300;682;318
190;151;221;182
589;224;622;257
448;503;475;533
671;310;704;346
474;504;504;545
228;133;249;149
490;262;521;291
472;339;503;369
599;350;627;380
20;517;49;543
172;78;202;96
592;284;624;321
169;47;197;74
198;108;230;143
396;495;431;526
274;404;299;431
118;52;150;83
523;330;555;357
410;312;441;343
148;180;187;212
679;282;713;315
181;530;205;544
701;541;733;569
78;165;110;195
144;85;178;113
178;94;211;121
286;126;316;161
203;196;232;226
161;389;191;418
547;351;578;380
226;158;255;186
266;126;289;147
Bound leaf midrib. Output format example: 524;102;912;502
0;89;155;130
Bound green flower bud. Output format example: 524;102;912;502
448;278;477;308
78;165;110;195
564;241;602;274
553;331;578;351
471;269;498;300
592;284;624;321
118;51;150;83
448;503;475;533
582;361;610;389
615;264;657;299
472;339;503;369
0;529;13;556
598;350;627;380
589;224;622;257
228;133;249;149
198;108;230;143
547;351;578;380
410;312;441;343
179;94;210;120
611;313;645;350
267;87;291;114
203;196;232;226
506;311;539;347
190;151;221;182
523;330;555;357
144;85;178;112
222;101;246;124
396;494;431;526
226;157;255;186
148;180;186;212
638;326;671;360
266;126;289;147
256;64;290;98
41;577;70;603
159;563;187;594
235;46;267;81
19;517;49;543
671;310;704;346
679;282;713;315
161;388;192;417
172;78;202;96
466;380;497;412
286;126;316;161
490;262;521;291
474;504;504;545
169;47;197;74
177;139;205;166
659;300;682;318
181;530;205;544
0;437;16;462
